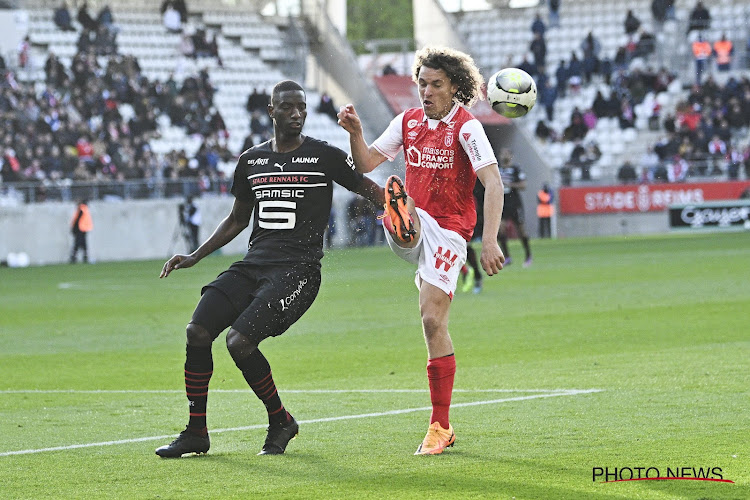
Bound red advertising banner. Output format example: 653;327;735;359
559;181;750;214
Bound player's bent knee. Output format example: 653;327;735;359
226;328;258;361
420;313;444;339
186;322;212;346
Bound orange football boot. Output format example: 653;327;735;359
414;422;456;455
383;175;416;243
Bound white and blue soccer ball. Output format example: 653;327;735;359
487;68;537;118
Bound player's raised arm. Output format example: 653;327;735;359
160;198;253;278
337;104;387;173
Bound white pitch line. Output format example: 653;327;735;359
0;389;601;457
0;388;584;395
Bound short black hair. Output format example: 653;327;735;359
272;80;305;104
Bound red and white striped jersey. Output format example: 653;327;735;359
373;104;497;240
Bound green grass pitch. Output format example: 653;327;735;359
1;232;748;499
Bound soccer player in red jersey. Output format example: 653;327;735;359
338;46;506;455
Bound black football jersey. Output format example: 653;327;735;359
499;164;525;206
231;136;364;267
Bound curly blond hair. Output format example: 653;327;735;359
412;46;485;108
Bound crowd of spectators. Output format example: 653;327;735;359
527;0;750;186
0;43;231;200
626;75;750;183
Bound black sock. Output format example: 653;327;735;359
235;349;291;427
521;237;531;260
185;344;213;434
498;234;510;258
466;246;481;282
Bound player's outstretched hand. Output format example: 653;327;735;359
337;104;361;134
160;254;198;278
480;241;505;276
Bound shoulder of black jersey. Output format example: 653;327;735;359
303;135;347;155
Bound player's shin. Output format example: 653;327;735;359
185;344;213;434
427;354;456;428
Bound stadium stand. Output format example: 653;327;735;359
1;2;351;203
453;0;750;185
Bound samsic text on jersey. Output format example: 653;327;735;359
231;137;363;267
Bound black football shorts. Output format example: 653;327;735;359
501;201;525;226
193;262;321;345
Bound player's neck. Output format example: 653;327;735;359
272;134;305;153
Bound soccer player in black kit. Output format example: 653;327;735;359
156;80;385;457
497;149;533;267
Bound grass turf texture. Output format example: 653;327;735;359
1;232;748;499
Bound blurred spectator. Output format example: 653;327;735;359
691;34;711;85
668;155;689;182
567;52;583;93
317;92;338;121
531;13;546;37
618;98;636;129
382;63;397;76
163;3;182;33
582;108;597;129
536;183;554;238
617;161;638;183
580;32;600;84
713;33;733;72
179;32;194;58
540;80;557;121
563;108;588;141
639;146;660;179
535;119;554;141
77;2;98;32
635;30;656;58
548;0;560;28
517;54;536;79
592;90;611;118
688;1;711;33
246;88;270;113
97;5;115;32
727;147;742;179
54;1;75;32
624;10;641;36
651;0;668;23
17;36;30;69
530;32;546;70
554;59;568;97
250;109;271;139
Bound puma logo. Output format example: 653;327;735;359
274;162;286;171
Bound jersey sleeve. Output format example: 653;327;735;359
371;112;405;161
327;145;366;192
230;154;254;201
458;119;497;172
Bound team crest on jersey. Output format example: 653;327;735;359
444;133;454;147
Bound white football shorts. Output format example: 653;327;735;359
384;207;467;299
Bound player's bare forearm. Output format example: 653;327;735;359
338;104;381;173
160;199;251;278
353;177;385;207
192;215;245;260
477;165;505;275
